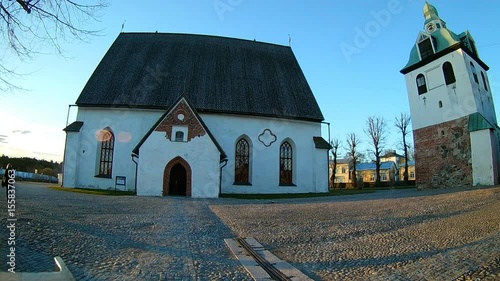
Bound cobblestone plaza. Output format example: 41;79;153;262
1;182;499;280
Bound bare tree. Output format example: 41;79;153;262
330;138;341;189
407;142;415;161
365;116;387;186
0;0;107;90
395;113;411;183
346;133;362;189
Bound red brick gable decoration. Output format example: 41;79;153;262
414;116;472;189
155;99;206;141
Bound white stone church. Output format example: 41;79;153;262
62;33;330;198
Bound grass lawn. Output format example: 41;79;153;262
220;188;375;200
367;185;416;190
49;186;135;196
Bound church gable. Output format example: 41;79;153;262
155;99;207;142
133;96;226;159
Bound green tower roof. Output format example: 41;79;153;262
403;28;461;70
401;2;489;74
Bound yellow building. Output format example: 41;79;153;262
329;159;352;186
356;162;397;183
381;150;416;182
399;160;416;181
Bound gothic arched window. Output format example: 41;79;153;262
235;138;250;183
279;141;293;185
97;129;114;177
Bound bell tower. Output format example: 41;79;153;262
400;2;500;188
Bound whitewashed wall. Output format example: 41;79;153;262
64;107;329;195
201;113;327;194
405;49;496;130
470;129;496;186
62;132;80;187
313;148;329;192
68;107;163;190
136;132;220;198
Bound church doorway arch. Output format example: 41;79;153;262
163;157;192;197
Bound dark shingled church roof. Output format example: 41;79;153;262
75;33;324;122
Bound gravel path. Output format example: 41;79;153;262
211;187;500;280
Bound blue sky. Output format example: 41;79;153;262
1;0;499;162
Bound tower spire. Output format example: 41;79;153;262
423;1;440;23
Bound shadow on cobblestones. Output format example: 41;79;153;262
0;182;253;280
211;186;500;280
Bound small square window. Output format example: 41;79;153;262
175;131;184;142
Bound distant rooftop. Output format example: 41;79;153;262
356;161;396;171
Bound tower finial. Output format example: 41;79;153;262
423;1;439;22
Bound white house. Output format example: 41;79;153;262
400;2;500;188
62;32;330;198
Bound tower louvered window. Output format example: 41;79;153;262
470;62;479;84
442;62;456;85
418;38;434;60
416;74;427;95
481;72;488;91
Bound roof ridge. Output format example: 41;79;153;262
118;32;291;49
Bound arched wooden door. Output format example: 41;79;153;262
163;157;192;197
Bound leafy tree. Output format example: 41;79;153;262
40;167;55;176
0;155;61;174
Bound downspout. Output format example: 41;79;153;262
61;133;68;187
66;104;77;126
219;159;228;197
131;153;139;195
322;121;331;190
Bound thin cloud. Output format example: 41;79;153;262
33;151;63;158
0;135;7;143
12;130;31;134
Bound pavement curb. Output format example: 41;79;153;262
0;256;76;281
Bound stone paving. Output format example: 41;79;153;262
0;182;252;280
211;187;500;280
0;182;499;280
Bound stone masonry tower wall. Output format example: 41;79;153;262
413;116;472;189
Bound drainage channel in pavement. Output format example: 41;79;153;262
225;237;313;281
